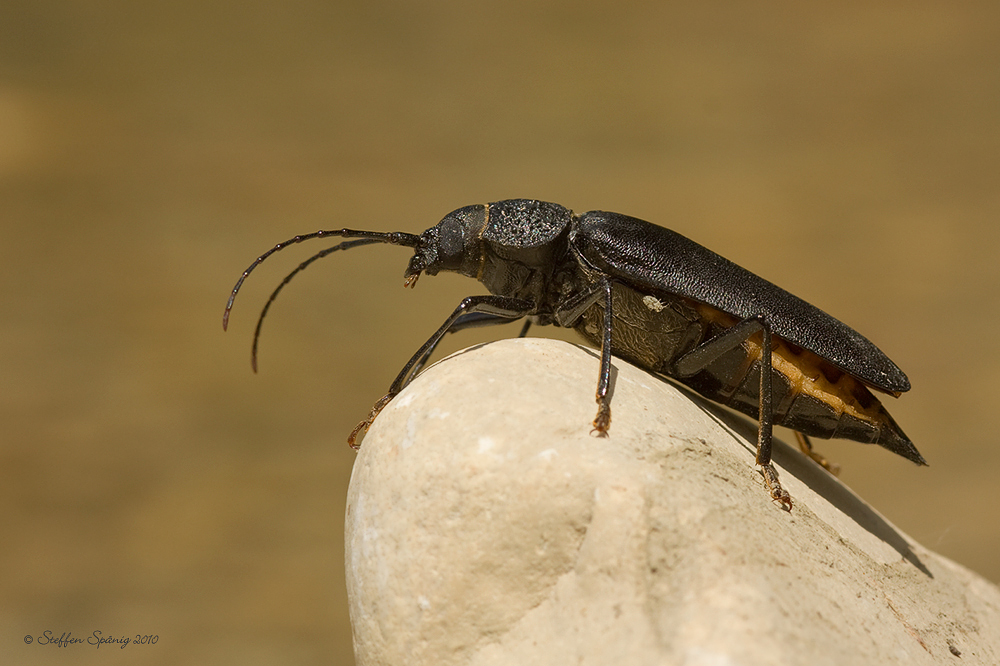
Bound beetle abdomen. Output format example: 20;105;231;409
572;282;706;374
574;284;923;465
681;302;921;462
697;333;920;462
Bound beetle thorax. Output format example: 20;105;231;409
475;200;574;304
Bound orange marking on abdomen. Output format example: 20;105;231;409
694;303;885;425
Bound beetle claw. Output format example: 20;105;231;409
347;421;368;450
760;463;793;511
590;402;611;437
348;393;395;449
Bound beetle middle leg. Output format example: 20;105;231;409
348;295;535;448
553;278;615;436
673;315;792;510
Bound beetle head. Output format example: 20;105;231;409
405;204;487;282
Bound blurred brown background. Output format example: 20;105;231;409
2;1;998;664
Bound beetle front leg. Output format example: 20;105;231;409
673;315;791;510
348;294;535;449
408;313;532;378
348;393;394;449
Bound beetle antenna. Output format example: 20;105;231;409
250;238;381;372
223;229;420;331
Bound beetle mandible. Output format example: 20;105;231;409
223;199;925;509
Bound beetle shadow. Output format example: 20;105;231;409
657;377;932;578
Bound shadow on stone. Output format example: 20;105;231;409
661;370;933;578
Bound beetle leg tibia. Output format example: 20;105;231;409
592;280;614;437
551;279;615;437
673;316;765;378
409;312;529;378
755;316;774;467
353;295;536;450
393;295;536;394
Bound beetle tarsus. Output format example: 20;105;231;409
348;393;395;449
761;464;792;511
347;422;367;450
591;400;611;437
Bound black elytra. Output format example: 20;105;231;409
224;199;925;510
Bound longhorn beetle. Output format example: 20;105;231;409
224;199;925;509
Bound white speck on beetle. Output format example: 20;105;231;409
417;596;431;610
643;295;666;312
478;437;495;453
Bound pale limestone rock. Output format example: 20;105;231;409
345;338;1000;666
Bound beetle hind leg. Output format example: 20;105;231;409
755;318;791;510
674;315;792;510
794;432;841;476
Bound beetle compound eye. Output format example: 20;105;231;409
422;204;486;277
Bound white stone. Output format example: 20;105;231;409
345;338;1000;666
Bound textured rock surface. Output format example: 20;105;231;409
345;339;1000;666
